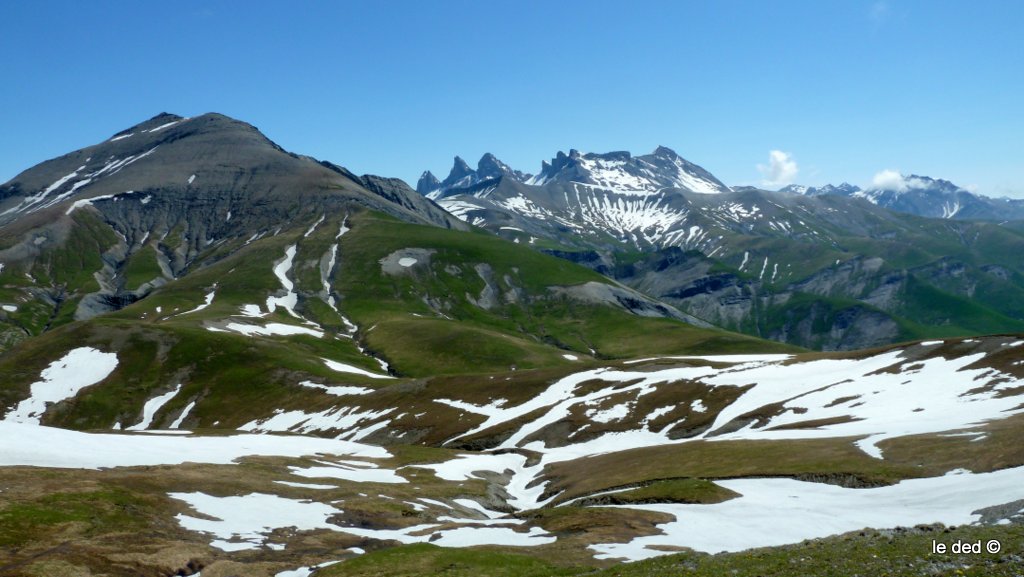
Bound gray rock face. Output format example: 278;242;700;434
378;248;436;276
418;153;531;199
550;281;711;327
476;153;530;182
416;171;441;194
442;156;476;189
357;173;466;230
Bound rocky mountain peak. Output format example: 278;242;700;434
475;153;507;178
528;147;728;195
416;170;441;194
418;153;531;199
441;156;476;189
653;145;681;159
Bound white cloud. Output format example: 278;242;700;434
757;150;799;187
871;169;907;191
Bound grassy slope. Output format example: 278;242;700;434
0;208;795;428
331;211;796;375
317;524;1024;577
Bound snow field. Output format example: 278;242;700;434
589;466;1024;560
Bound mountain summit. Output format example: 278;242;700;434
0;112;465;327
0;112;462;232
527;146;729;195
417;153;531;197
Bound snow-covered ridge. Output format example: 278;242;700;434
527;148;728;196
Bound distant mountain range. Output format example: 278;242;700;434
421;151;1024;222
780;176;1024;221
415;148;1024;350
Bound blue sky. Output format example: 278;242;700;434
1;1;1021;195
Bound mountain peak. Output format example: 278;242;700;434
528;146;727;195
653;145;680;159
0;111;465;233
418;153;531;198
440;156;476;189
110;112;186;139
416;170;441;194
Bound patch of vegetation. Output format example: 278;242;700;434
316;543;581;577
120;244;162;290
0;488;149;547
583;478;740;506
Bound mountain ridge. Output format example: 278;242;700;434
780;174;1024;220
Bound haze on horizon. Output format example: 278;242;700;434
1;0;1021;197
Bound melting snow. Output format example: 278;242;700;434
237;304;265;317
170;486;554;553
275;480;336;490
0;423;389;468
170;492;340;551
147;120;179;132
127;384;182;430
290;461;407;484
65;190;137;215
590;466;1024;559
304;214;325;238
214;322;323;338
3;348;119;424
419;346;1024;514
169;400;196;429
178;289;216;316
322;358;394;379
437;199;485;220
267;245;300;317
586;403;631;424
299;381;373;396
239;405;394;439
398;257;418;267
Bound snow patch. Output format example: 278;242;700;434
127;384;182;430
590;466;1024;559
322;358;394;380
4;348;119;424
0;423;389;468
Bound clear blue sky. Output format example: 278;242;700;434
1;1;1021;196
